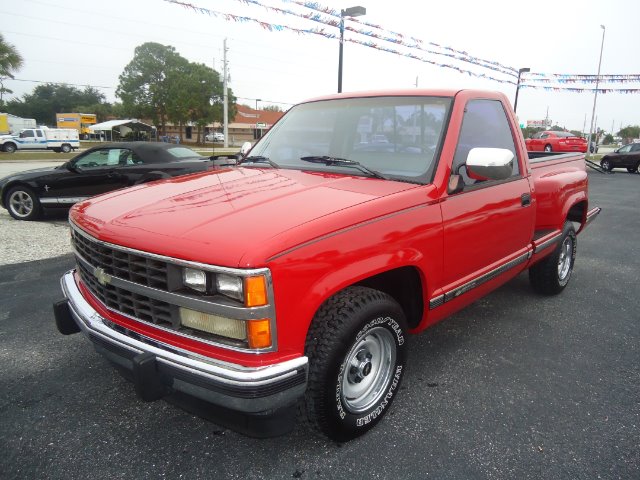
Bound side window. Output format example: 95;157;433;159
74;149;127;168
632;144;640;152
123;150;144;165
452;99;519;188
36;130;44;138
20;129;34;138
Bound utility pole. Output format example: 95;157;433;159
223;38;229;148
587;25;606;159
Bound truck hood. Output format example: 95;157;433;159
70;167;421;267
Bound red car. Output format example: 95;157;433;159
526;131;588;153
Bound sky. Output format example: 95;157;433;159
2;0;639;133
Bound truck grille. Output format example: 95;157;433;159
76;260;176;327
71;228;169;290
71;227;177;329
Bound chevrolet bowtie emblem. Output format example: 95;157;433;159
94;267;112;286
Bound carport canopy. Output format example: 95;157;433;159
88;119;155;141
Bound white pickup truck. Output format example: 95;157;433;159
0;127;79;153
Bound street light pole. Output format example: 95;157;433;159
255;98;262;139
513;67;530;114
587;25;605;159
338;6;366;93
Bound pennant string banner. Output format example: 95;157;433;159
281;0;519;75
162;0;518;84
228;0;519;77
161;0;640;94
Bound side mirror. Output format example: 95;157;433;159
465;148;514;181
240;141;252;156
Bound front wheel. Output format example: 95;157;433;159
529;221;576;295
302;286;408;441
600;159;613;171
6;186;42;220
3;143;16;153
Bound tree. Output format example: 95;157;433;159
117;43;236;139
0;33;24;106
262;105;283;112
618;125;640;141
117;42;188;134
5;84;106;125
603;133;614;145
520;126;544;139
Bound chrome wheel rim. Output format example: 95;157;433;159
557;236;573;281
341;326;396;413
9;190;34;218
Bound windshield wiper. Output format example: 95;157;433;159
299;156;388;180
240;156;279;168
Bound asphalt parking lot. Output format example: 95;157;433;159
0;170;638;479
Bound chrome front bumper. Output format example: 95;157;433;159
57;270;308;414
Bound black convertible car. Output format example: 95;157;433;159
0;142;235;220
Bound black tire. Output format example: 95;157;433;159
529;221;576;295
600;159;613;171
60;144;72;153
6;186;42;221
4;143;16;153
544;144;552;152
301;286;408;441
626;166;638;174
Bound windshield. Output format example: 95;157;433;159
249;96;452;183
553;132;580;138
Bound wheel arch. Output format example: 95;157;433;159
1;180;35;208
353;266;424;329
2;141;18;152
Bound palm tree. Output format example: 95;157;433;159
0;34;24;104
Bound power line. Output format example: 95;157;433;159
9;78;114;89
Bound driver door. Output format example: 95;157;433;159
45;148;132;203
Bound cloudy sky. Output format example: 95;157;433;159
2;0;639;133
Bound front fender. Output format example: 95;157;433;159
266;202;444;358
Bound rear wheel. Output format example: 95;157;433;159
301;286;408;441
6;186;42;220
60;144;72;153
600;159;613;171
627;166;638;173
544;144;552;152
529;221;576;295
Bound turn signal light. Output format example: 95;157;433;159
244;275;267;307
247;319;272;349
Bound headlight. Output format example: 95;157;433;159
183;269;269;308
183;268;207;292
215;273;243;301
179;308;272;349
180;308;246;340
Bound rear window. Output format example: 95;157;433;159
165;147;203;159
553;132;578;138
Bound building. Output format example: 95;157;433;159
163;104;285;145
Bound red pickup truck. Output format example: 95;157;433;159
54;89;600;441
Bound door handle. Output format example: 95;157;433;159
521;193;531;207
